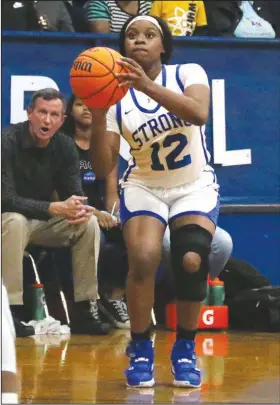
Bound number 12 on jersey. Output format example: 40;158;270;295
150;133;192;171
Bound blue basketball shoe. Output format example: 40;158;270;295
125;340;155;387
171;340;201;388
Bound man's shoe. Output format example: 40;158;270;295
125;340;155;387
98;296;130;329
71;300;112;335
12;314;35;337
171;340;201;388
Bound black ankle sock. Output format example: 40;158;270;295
176;326;197;341
131;328;151;341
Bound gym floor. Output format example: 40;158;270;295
16;330;280;404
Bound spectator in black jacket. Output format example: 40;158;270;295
2;0;40;31
64;0;90;32
33;0;75;31
2;1;74;32
1;88;111;336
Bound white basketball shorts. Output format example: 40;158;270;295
120;169;220;226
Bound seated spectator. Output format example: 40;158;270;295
1;88;111;336
2;0;74;32
61;95;130;329
203;1;242;37
203;0;276;38
253;0;280;37
33;0;75;32
73;0;88;7
233;1;275;38
150;1;208;36
64;0;90;33
2;1;40;31
85;0;152;33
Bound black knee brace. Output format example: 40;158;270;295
170;224;213;302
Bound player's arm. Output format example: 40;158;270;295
145;82;209;126
90;108;120;179
117;60;210;126
105;163;120;213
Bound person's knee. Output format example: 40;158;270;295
2;213;28;233
221;229;233;257
183;251;202;273
76;215;100;237
211;227;233;260
171;224;212;270
86;215;99;230
209;227;233;279
128;244;160;282
170;224;213;301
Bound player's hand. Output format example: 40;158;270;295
105;196;120;216
89;107;109;120
116;57;152;92
95;210;118;229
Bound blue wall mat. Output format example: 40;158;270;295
219;213;280;285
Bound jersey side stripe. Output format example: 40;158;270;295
122;157;136;184
175;64;184;92
116;102;122;135
200;126;210;164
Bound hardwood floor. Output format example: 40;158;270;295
16;330;280;404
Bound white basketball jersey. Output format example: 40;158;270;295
107;63;212;188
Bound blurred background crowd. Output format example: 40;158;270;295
3;1;280;38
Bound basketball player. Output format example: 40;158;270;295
2;282;19;403
90;15;219;388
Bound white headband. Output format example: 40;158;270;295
125;16;163;35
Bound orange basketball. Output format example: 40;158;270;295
70;47;129;109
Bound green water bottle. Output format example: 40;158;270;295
210;279;225;306
32;283;46;320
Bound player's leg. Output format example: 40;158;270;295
2;282;19;404
169;183;219;387
161;226;232;282
209;226;233;280
123;215;165;388
120;185;168;387
124;215;165;333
